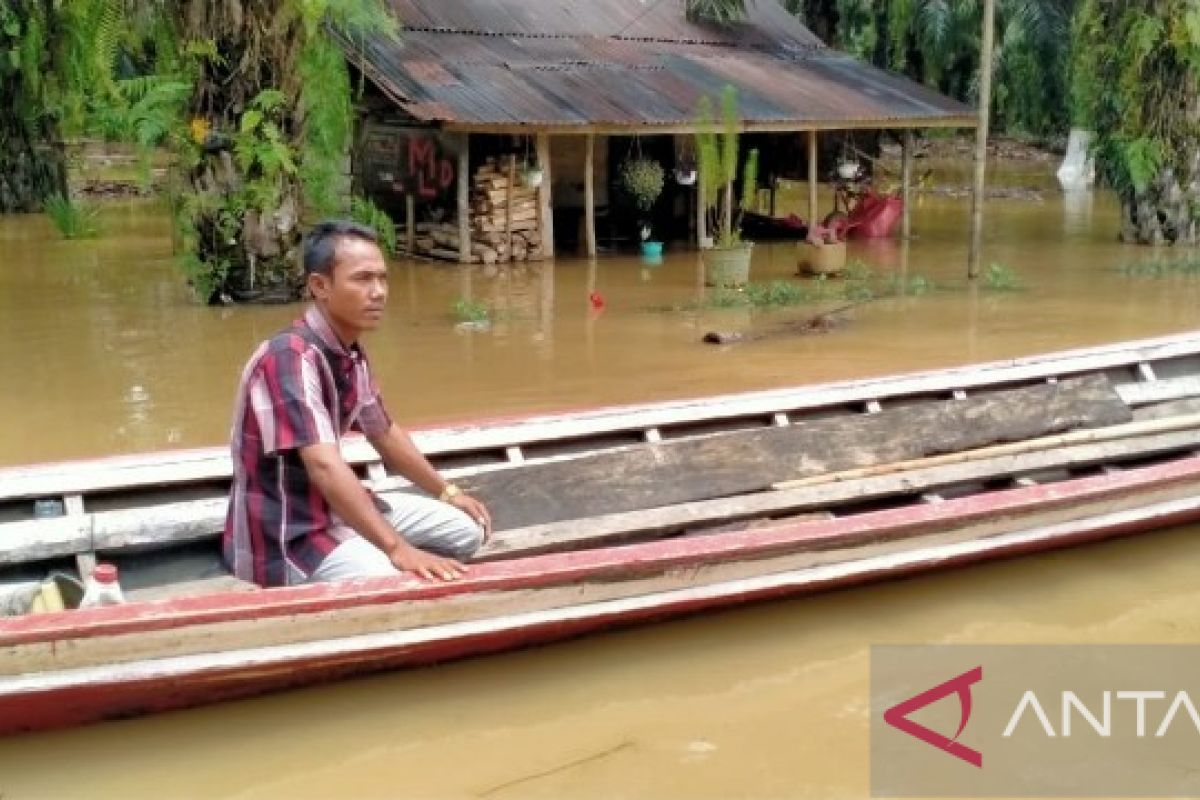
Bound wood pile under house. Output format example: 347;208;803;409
415;156;544;264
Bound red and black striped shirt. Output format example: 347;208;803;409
222;307;393;587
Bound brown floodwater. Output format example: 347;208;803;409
1;168;1198;798
1;178;1197;468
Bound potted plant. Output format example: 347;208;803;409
521;161;544;188
696;85;758;287
797;221;848;276
675;156;697;186
619;155;665;257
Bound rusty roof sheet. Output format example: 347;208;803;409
343;0;975;129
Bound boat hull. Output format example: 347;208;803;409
3;457;1199;735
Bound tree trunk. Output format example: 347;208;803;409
178;0;307;303
0;112;68;214
1120;163;1200;246
0;0;69;212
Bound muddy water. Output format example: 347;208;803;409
0;183;1196;467
0;526;1197;799
1;175;1199;798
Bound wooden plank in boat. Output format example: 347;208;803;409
1133;396;1200;421
0;518;92;565
2;334;1197;503
1118;376;1200;407
0;376;1133;566
461;376;1131;529
477;428;1199;560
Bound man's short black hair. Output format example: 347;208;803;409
302;220;380;277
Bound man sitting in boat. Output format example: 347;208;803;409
223;220;491;587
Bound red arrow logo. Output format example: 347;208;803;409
883;665;983;768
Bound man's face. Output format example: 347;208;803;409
310;237;389;336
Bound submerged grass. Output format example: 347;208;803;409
451;297;490;323
1118;255;1200;278
651;261;939;312
982;262;1024;291
44;194;102;239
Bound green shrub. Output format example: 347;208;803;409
452;297;490;323
983;262;1023;291
44;194;101;239
350;196;398;257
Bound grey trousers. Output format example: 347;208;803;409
308;494;484;583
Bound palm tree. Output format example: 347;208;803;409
1072;0;1200;245
685;0;754;25
172;0;395;302
0;0;182;213
0;0;101;212
702;0;1075;138
0;0;392;301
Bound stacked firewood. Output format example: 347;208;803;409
413;155;544;264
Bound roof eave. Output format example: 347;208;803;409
431;117;980;135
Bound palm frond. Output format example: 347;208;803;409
686;0;753;27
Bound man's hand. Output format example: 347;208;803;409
449;493;493;542
389;542;468;582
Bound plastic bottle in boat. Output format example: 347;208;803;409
79;564;125;608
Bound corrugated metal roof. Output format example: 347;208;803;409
340;0;975;130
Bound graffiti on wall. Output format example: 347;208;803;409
360;126;457;202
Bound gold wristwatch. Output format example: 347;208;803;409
438;483;462;503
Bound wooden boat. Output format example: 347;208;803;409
3;332;1200;735
741;210;810;241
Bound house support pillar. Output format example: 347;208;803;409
536;133;555;258
584;133;596;257
405;195;415;255
457;133;471;263
807;130;819;225
901;129;914;240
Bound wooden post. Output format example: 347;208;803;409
807;130;819;225
901;129;914;240
457;133;471;263
535;133;555;258
696;173;707;249
584;133;597;257
505;154;515;263
405;194;415;256
968;0;996;280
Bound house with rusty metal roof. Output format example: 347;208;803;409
338;0;975;263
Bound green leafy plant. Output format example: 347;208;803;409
686;0;753;26
350;195;398;256
1118;255;1200;278
452;297;490;324
619;157;665;214
177;251;230;304
44;193;101;239
983;262;1023;291
1071;0;1200;244
696;85;757;248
